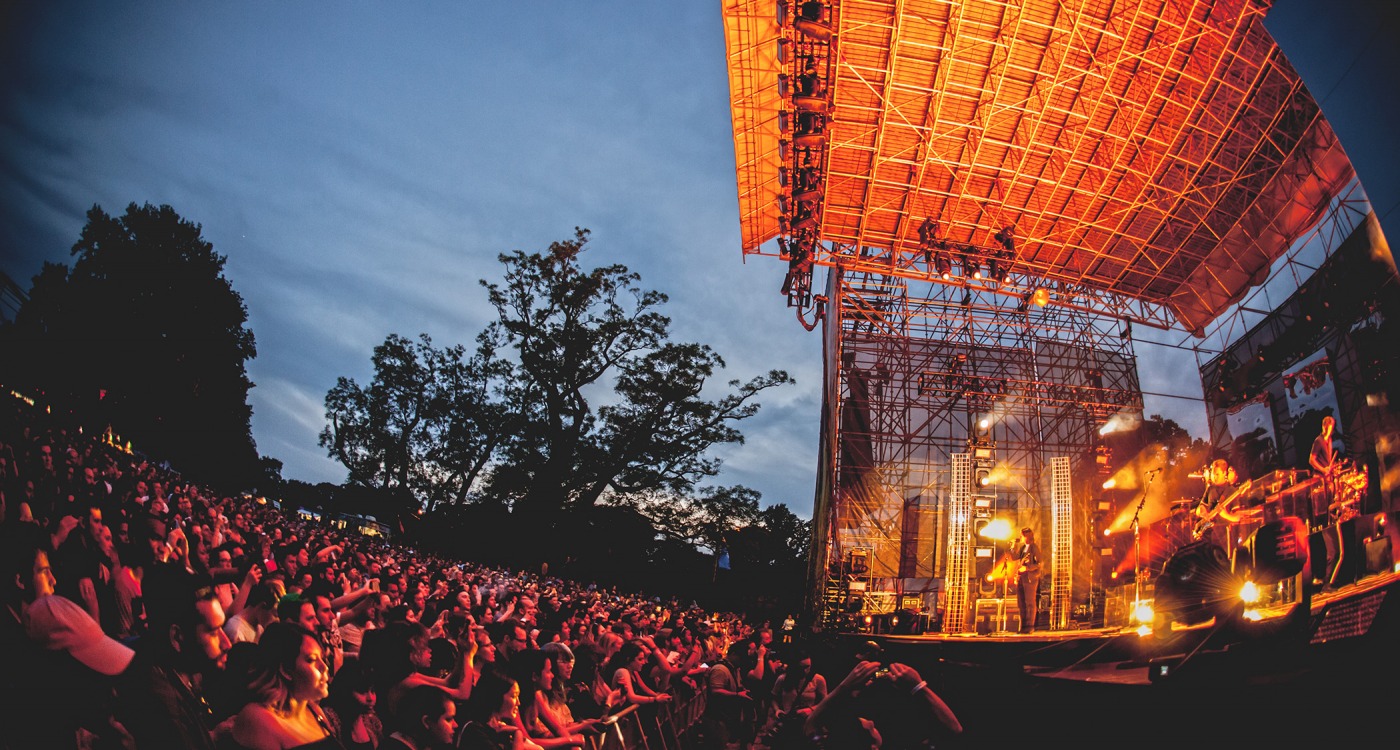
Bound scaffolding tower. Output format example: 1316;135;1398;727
810;261;1144;631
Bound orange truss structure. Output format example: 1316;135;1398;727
723;0;1353;333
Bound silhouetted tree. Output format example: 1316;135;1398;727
320;229;799;590
320;332;510;514
1;202;258;489
479;228;793;515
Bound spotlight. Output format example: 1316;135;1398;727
934;255;952;279
989;258;1009;283
976;467;992;486
958;249;980;279
1032;287;1050;307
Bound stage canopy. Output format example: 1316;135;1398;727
723;0;1357;335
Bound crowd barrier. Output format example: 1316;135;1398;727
598;683;709;750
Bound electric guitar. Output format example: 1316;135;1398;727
1191;479;1252;540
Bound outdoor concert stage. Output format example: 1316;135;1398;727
827;563;1400;743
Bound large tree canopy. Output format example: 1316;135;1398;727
2;202;260;488
320;229;798;584
480;229;794;515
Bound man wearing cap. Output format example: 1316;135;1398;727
1012;527;1042;634
3;524;136;748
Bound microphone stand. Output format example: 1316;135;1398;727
1132;468;1162;608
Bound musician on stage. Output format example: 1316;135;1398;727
1193;458;1243;548
1309;415;1342;518
1012;527;1042;634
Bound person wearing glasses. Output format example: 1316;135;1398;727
492;618;532;670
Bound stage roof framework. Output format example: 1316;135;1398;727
722;0;1356;336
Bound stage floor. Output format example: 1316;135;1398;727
818;567;1400;742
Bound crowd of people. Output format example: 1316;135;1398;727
0;396;963;750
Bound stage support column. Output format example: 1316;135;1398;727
1049;456;1073;630
944;453;974;633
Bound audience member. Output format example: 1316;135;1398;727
226;579;282;644
456;671;540;750
381;684;457;750
760;643;825;742
321;659;384;750
1;522;135;749
115;565;232;750
230;621;335;749
701;635;753;750
510;648;587;749
539;642;605;742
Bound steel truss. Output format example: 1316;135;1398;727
812;262;1144;630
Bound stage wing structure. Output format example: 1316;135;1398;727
723;0;1354;334
722;0;1362;630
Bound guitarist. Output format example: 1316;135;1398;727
1309;415;1343;522
1193;458;1243;547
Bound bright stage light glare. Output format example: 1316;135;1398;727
979;518;1013;541
1102;478;1117;490
1239;580;1260;604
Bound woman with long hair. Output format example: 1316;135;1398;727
456;670;542;750
601;640;670;710
509;649;587;749
230;621;337;749
538;643;604;741
322;659;384;750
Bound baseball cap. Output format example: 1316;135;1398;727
25;594;135;676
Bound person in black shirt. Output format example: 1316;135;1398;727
1012;527;1042;634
